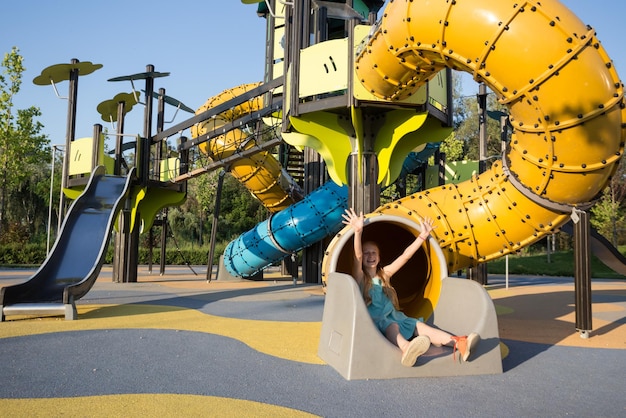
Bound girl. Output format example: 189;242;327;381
342;208;480;367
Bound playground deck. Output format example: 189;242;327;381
0;266;624;417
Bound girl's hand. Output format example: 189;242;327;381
342;208;364;233
419;217;436;239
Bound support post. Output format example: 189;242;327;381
91;124;103;170
207;170;226;282
160;209;168;275
113;203;131;283
573;209;592;338
348;149;379;215
59;59;80;227
112;99;128;282
302;146;326;283
469;83;489;285
437;150;446;186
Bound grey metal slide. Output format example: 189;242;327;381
1;166;135;321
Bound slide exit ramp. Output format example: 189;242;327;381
1;166;135;321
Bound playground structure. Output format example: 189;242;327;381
1;0;624;378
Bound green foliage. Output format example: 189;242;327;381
487;249;626;279
0;47;50;239
439;131;464;161
106;240;228;266
0;240;229;267
454;91;507;162
0;243;47;265
590;157;626;247
591;188;625;246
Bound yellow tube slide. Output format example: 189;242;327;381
191;83;300;212
354;0;624;272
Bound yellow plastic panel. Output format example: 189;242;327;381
375;110;428;186
128;186;147;233
103;154;115;175
68;137;95;176
287;112;355;186
272;25;285;80
160;157;180;182
62;187;83;201
137;187;186;232
299;39;349;98
428;70;449;113
385;116;452;187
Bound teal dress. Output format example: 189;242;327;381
367;277;418;340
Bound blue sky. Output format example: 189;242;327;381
2;1;625;146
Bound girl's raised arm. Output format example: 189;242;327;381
342;208;365;285
383;217;436;277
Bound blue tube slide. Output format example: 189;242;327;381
223;180;348;277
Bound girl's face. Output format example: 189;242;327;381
362;242;380;270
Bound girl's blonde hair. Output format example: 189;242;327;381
361;241;399;309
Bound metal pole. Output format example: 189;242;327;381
160;209;168;275
207;169;226;282
155;88;166;275
505;255;509;289
92;124;102;170
114;100;126;175
112;99;127;283
59;59;80;228
478;83;488;161
573;209;592;338
57;143;68;233
469;83;489;285
47;145;63;253
437;151;446;186
142;64;155;184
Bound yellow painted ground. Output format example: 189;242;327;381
0;303;323;365
488;282;626;349
0;394;319;417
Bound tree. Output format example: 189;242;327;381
453;75;508;163
0;47;50;240
438;74;467;161
591;156;626;246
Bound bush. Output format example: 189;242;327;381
1;242;228;267
487;250;626;279
104;243;227;266
0;243;47;265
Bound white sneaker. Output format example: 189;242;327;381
401;335;431;367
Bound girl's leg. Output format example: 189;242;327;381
415;322;454;346
415;322;481;361
384;322;409;350
386;323;431;367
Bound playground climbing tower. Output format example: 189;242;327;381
257;0;454;281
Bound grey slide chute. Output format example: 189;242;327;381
1;166;135;321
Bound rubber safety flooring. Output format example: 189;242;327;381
0;266;624;417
